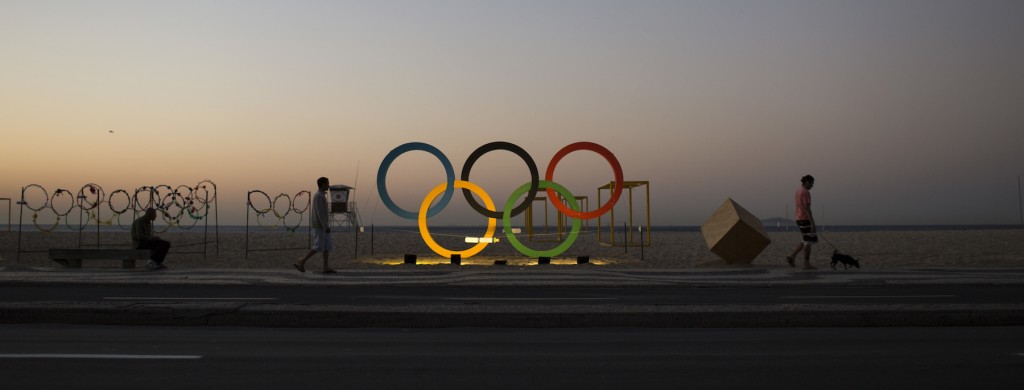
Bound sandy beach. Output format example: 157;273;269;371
2;227;1022;270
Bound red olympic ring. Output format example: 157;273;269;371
544;142;623;220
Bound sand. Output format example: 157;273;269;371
2;227;1022;270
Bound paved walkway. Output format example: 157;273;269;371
3;266;1023;287
1;266;1022;328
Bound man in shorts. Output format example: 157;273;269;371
787;175;817;270
294;177;336;274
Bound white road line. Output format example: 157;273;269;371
104;297;277;301
440;297;617;301
0;354;201;360
781;295;956;299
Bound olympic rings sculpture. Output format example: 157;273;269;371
377;141;624;259
247;190;311;232
18;181;216;233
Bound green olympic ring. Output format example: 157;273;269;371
502;180;582;258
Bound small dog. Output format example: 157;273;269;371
830;250;861;270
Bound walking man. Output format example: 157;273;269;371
132;207;171;270
787;175;817;270
295;177;336;274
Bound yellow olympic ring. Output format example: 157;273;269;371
418;180;496;259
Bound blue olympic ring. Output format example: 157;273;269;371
376;142;456;220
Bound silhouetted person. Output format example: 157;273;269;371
787;175;817;270
132;208;170;270
295;177;336;274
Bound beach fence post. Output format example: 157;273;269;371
1;197;10;231
245;192;251;260
1018;175;1022;225
94;189;100;248
624;223;628;254
353;224;358;260
16;187;25;261
77;193;85;249
639;225;644;261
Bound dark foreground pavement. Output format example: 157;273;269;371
2;325;1023;389
1;266;1022;328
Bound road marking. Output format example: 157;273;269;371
0;354;201;360
104;297;277;301
781;295;956;299
441;297;616;301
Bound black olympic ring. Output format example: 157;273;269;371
192;180;216;205
292;190;311;214
174;185;193;209
76;183;105;211
160;192;186;224
108;189;132;214
152;185;173;209
272;193;292;219
133;186;157;211
50;189;74;217
460;141;539;219
22;184;49;212
248;190;272;213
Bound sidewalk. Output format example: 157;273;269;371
3;266;1023;287
1;266;1023;328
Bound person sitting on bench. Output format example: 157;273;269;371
132;208;171;270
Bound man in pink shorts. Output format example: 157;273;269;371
787;175;817;270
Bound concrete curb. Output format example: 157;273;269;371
2;267;1024;288
3;302;1023;328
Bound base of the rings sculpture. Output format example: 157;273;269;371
450;254;461;265
597;180;651;248
538;257;551;265
364;256;615;266
404;254;417;264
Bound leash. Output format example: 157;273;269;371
817;232;840;252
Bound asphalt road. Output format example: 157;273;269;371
0;283;1021;306
0;325;1021;389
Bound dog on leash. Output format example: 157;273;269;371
830;250;861;270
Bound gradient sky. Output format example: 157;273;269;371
2;0;1023;227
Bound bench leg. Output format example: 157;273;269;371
67;259;82;268
123;260;136;269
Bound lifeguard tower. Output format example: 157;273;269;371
329;184;360;230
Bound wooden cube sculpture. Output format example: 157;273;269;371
701;198;771;264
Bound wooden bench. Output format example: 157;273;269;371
48;249;154;269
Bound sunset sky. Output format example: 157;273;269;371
2;1;1023;227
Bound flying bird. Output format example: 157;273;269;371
108;130;114;134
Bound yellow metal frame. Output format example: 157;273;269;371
597;181;651;247
526;195;589;242
558;196;589;233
